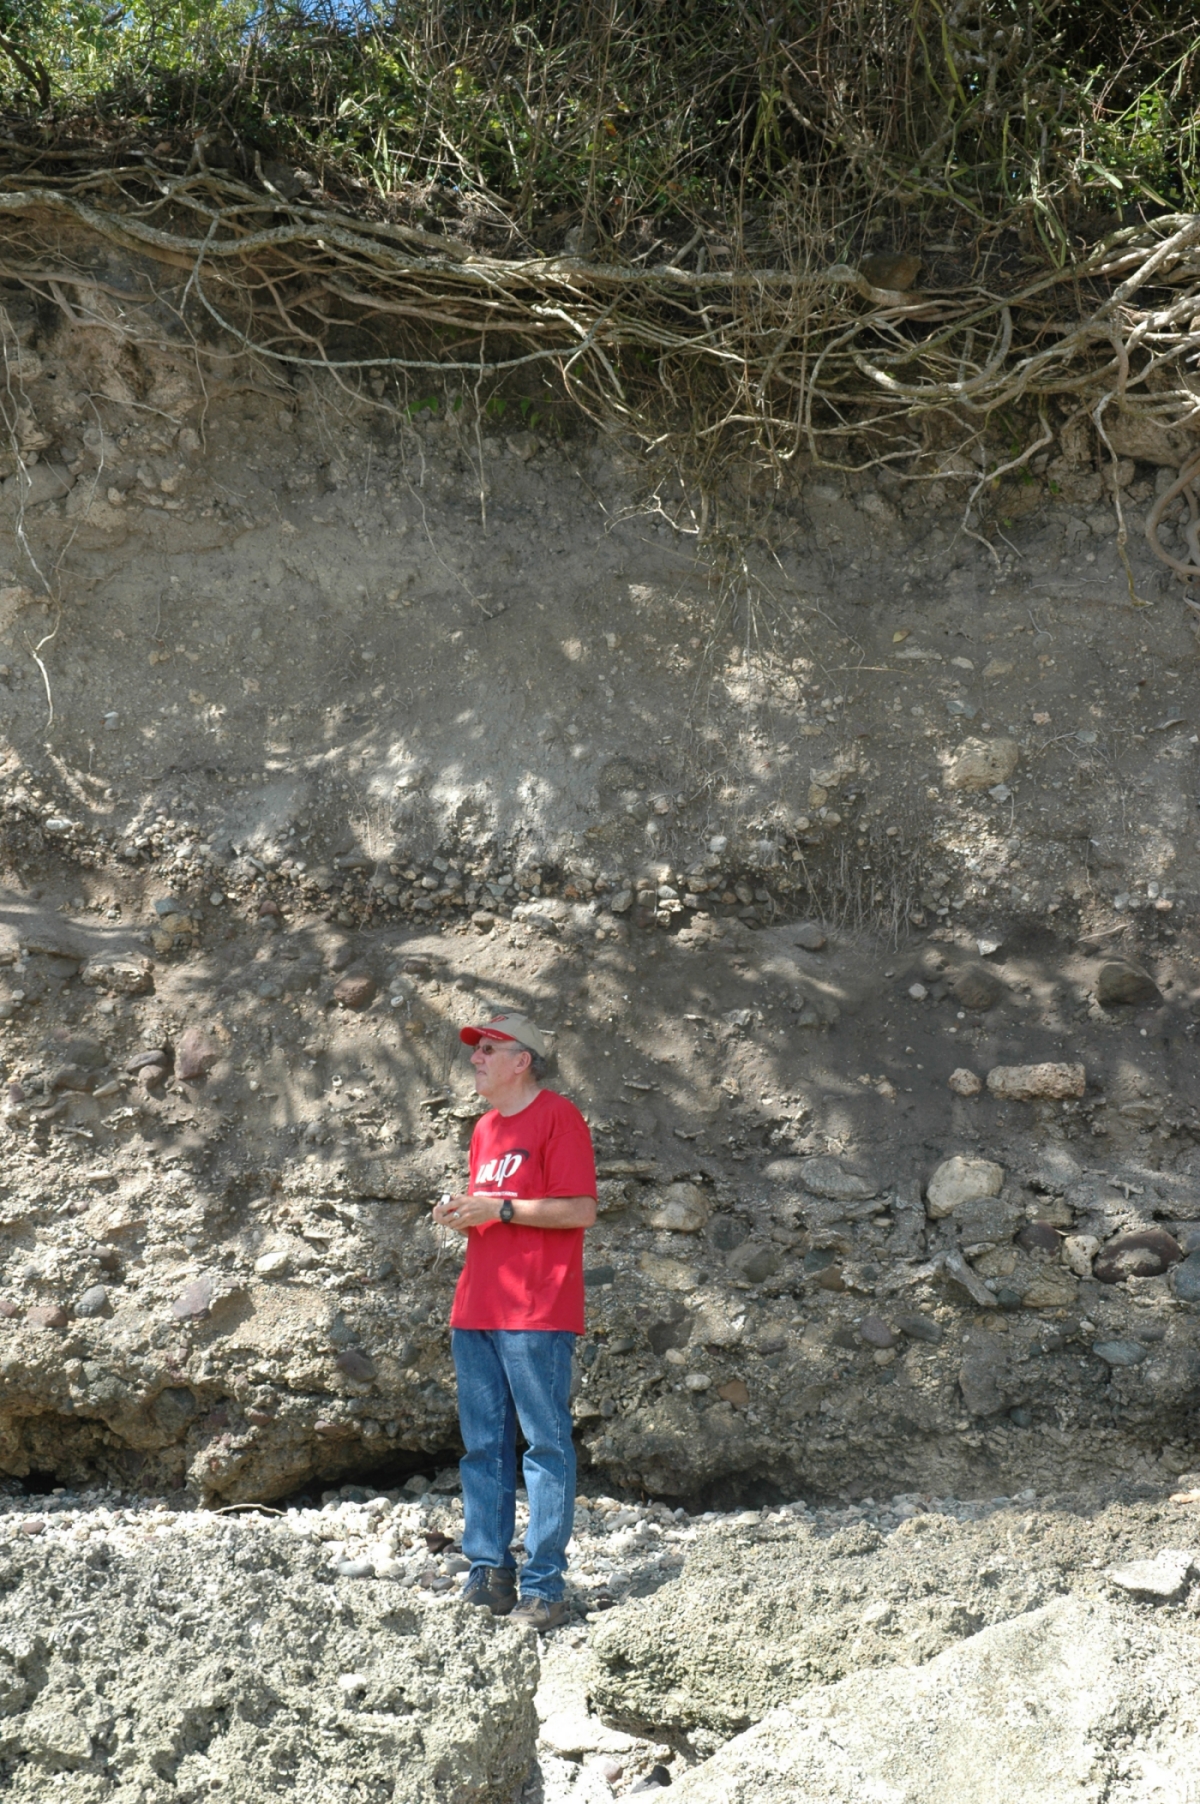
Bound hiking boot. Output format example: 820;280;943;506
461;1566;517;1616
509;1593;571;1631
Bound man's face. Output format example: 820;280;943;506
470;1036;530;1101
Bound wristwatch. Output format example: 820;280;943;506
498;1198;515;1223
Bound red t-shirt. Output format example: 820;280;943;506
449;1088;596;1333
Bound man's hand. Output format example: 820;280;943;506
432;1191;499;1235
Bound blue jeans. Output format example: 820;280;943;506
451;1328;576;1602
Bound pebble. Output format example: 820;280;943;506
1016;1222;1062;1254
952;965;1005;1011
717;1379;750;1406
644;1184;710;1234
1062;1234;1099;1278
333;1558;375;1579
894;1312;941;1344
75;1285;109;1318
908;982;928;1000
175;1028;218;1081
333;969;377;1010
1093;1230;1182;1284
255;1250;291;1277
336;1348;377;1382
793;922;826;951
25;1305;69;1329
1091;1340;1147;1368
948;1068;982;1097
172;1277;214;1320
1174;1252;1200;1303
859;1316;897;1349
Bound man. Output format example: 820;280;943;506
433;1011;596;1630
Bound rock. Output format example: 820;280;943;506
726;1242;781;1285
0;1533;538;1800
1096;961;1160;1006
0;1297;19;1319
1108;1550;1195;1601
80;953;152;995
1174;1251;1200;1302
798;1157;879;1203
926;1156;1004;1219
1104;413;1198;466
638;1253;700;1293
255;1249;291;1276
1016;1221;1062;1254
947;1068;982;1097
24;1304;69;1328
944;738;1019;792
665;1597;1200;1803
894;1311;941;1343
334;968;378;1009
793;922;826;950
471;910;495;931
336;1348;377;1382
717;1380;750;1406
1091;1339;1147;1368
644;1183;710;1233
175;1027;219;1081
986;1062;1086;1101
539;1711;636;1758
1021;1268;1079;1308
138;1062;166;1092
74;1284;109;1318
1093;1228;1183;1284
127;1048;169;1075
172;1276;215;1320
907;983;928;1000
934;1249;997;1308
952;966;1005;1011
858;1316;896;1349
1062;1233;1100;1277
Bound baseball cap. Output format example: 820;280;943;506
459;1012;549;1058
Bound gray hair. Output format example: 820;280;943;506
526;1049;549;1083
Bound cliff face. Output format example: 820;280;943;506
1;237;1200;1511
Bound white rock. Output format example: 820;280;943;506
944;737;1019;793
926;1156;1004;1219
1062;1234;1100;1278
1107;1550;1196;1602
254;1249;291;1276
947;1068;982;1097
908;983;928;1000
539;1711;637;1758
668;1596;1200;1803
986;1062;1086;1101
644;1182;710;1233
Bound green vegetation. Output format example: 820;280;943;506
0;4;1198;559
1;2;1197;251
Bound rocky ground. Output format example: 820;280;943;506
3;1470;1200;1800
4;243;1200;1797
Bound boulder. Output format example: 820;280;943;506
0;1532;537;1803
667;1597;1200;1804
926;1156;1004;1219
944;738;1019;792
986;1063;1086;1102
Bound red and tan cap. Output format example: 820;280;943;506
459;1011;549;1057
